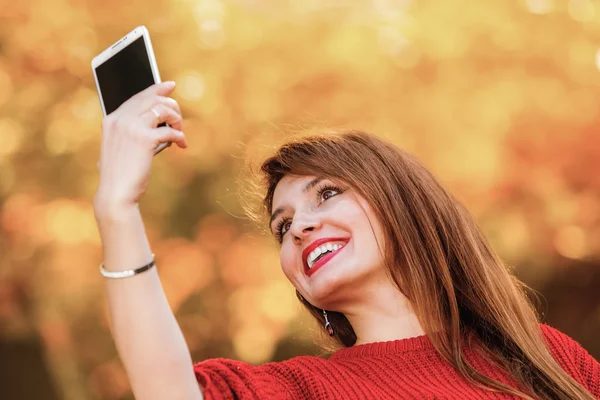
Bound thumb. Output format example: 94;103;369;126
154;127;188;149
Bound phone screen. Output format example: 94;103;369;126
95;36;155;115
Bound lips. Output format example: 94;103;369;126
302;237;349;277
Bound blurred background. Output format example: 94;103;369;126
1;0;599;398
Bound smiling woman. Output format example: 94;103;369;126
197;130;599;399
94;100;599;400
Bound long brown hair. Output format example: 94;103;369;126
250;130;594;399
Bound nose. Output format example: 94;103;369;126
290;210;322;242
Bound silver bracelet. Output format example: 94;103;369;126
99;254;156;279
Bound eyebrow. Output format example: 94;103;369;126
269;177;323;229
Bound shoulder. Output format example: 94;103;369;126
540;323;590;363
539;323;586;367
194;355;326;400
539;323;600;396
540;323;581;345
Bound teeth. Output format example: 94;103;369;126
307;243;343;269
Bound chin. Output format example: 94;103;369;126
308;261;385;308
306;281;339;308
304;267;361;309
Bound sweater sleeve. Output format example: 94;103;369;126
540;324;600;397
193;358;295;400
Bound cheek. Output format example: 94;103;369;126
339;200;374;231
279;244;297;280
347;202;386;259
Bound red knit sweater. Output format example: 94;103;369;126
193;324;600;399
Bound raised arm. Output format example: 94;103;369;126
94;82;203;400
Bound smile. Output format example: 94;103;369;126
302;237;349;277
307;242;344;268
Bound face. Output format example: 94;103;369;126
270;174;388;310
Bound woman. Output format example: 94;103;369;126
94;82;599;399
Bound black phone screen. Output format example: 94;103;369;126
95;36;155;115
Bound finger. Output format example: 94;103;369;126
152;126;187;149
146;104;183;131
146;96;182;119
113;82;177;116
133;81;177;102
149;81;176;97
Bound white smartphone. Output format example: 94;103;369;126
91;26;171;155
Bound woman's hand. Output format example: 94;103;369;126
91;82;202;399
94;81;187;217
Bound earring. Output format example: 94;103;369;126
322;310;334;337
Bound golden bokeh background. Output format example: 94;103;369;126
1;0;600;398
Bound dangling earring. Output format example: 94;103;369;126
322;310;334;337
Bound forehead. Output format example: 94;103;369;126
272;175;317;207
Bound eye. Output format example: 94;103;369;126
275;218;292;242
321;189;337;202
281;220;292;235
316;184;343;203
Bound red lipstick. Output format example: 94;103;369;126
302;237;349;277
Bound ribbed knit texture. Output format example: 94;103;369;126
193;324;600;399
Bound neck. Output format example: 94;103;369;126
340;279;425;346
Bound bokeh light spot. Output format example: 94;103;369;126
525;0;554;14
43;200;98;245
177;71;205;101
0;66;14;108
568;0;595;22
259;280;298;323
554;225;587;259
233;322;276;364
0;119;25;159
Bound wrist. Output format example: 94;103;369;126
94;196;139;222
94;202;153;273
94;204;142;239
